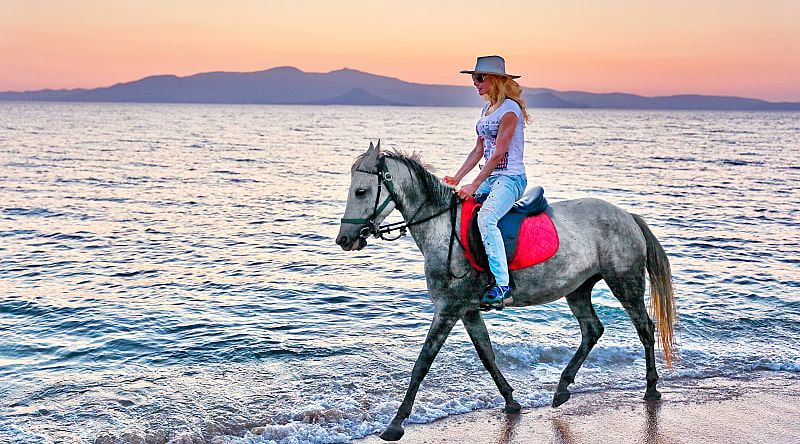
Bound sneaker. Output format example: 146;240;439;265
480;286;512;311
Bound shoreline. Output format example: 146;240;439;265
355;371;800;443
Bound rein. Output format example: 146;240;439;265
340;156;469;279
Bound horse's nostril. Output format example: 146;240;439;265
337;235;348;245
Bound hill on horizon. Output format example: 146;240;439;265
1;66;798;111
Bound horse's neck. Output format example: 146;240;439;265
390;161;453;257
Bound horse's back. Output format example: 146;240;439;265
510;197;646;305
550;197;646;267
549;197;642;243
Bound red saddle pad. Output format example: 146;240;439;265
459;198;559;272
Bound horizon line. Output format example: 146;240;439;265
2;65;799;105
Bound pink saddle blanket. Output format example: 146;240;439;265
458;198;559;272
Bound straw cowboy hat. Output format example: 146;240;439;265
460;55;521;79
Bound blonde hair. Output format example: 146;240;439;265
484;75;530;124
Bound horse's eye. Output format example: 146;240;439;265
355;188;367;197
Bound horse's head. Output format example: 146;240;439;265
336;141;397;251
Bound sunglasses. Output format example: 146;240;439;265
471;73;487;83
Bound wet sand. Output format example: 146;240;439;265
355;372;800;443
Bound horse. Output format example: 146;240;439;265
336;142;676;441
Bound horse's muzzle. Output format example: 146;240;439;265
336;235;367;251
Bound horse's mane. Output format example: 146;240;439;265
353;148;453;207
385;150;453;206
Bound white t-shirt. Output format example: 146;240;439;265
476;98;525;176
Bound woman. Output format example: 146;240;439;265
444;55;531;311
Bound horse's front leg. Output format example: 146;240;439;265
380;311;458;441
461;309;521;413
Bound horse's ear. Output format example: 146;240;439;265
359;140;381;172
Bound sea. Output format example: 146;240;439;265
1;102;798;444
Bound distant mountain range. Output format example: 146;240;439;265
2;66;798;110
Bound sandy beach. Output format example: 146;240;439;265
356;372;800;444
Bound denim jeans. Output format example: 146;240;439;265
475;174;527;287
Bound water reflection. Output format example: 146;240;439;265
641;401;670;444
547;400;670;444
492;412;521;443
551;415;579;443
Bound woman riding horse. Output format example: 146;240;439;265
444;55;531;310
336;57;676;442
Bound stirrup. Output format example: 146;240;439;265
479;300;504;311
480;286;511;311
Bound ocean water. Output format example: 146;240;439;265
0;102;798;444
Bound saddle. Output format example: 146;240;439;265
459;186;559;272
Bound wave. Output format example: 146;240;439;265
3;337;798;443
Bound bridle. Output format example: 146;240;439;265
340;155;469;280
341;155;455;241
340;156;400;240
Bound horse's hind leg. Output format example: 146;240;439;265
605;271;661;401
462;309;521;413
553;277;604;407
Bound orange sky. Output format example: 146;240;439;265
2;0;799;101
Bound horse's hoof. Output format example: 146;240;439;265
504;400;522;414
552;390;571;407
380;426;405;441
644;389;662;401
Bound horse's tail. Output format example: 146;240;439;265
631;213;677;368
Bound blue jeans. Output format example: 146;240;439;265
475;174;527;287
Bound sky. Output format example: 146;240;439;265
1;0;799;101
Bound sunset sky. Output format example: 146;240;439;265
2;0;798;101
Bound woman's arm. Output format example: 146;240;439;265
456;112;518;199
443;136;483;186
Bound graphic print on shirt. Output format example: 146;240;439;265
476;116;509;170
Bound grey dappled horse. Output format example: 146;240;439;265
336;142;676;441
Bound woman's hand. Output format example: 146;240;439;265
457;183;479;200
443;176;460;186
